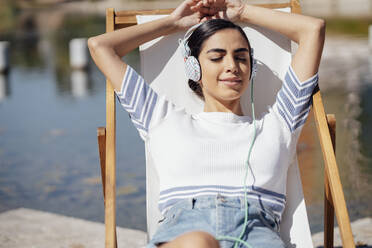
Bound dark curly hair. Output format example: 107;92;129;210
186;19;253;100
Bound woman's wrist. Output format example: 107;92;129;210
160;15;182;35
167;13;187;33
238;3;252;23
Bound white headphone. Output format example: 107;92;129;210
178;22;258;82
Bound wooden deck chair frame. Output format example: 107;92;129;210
96;1;355;247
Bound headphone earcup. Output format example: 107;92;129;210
185;56;201;82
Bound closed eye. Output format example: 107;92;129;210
210;57;247;62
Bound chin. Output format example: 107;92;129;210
217;93;242;102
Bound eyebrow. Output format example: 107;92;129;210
206;48;249;54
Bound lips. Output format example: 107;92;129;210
219;77;242;86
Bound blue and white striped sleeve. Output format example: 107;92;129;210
274;64;319;133
114;65;178;141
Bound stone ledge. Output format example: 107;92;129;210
1;208;371;248
0;208;147;248
312;218;372;248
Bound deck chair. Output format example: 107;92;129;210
97;1;356;247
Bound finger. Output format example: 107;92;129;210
198;15;208;23
215;0;225;7
213;12;221;19
190;3;199;11
206;0;218;7
202;0;210;7
200;6;217;15
193;0;202;6
212;13;222;19
203;15;213;21
207;6;219;15
221;10;229;20
196;1;205;8
188;0;204;8
198;6;210;14
190;5;197;11
191;1;204;11
187;0;201;7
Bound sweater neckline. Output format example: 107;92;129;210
193;111;252;124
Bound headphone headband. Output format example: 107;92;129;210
178;22;204;59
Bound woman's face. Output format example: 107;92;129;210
198;28;251;104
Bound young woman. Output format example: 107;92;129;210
88;0;325;247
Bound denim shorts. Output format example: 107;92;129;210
146;194;285;248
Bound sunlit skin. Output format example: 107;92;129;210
197;28;252;115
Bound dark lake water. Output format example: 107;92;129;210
0;18;371;234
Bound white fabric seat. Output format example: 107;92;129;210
136;8;314;247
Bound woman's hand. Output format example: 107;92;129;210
198;0;245;22
170;0;209;30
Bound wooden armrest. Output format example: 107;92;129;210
97;127;106;201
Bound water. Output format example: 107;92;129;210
303;39;372;231
0;26;147;230
0;20;371;234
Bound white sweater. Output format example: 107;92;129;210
115;64;318;222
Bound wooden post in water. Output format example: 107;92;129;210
369;25;372;50
69;38;89;70
0;41;10;74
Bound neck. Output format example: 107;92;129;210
203;96;244;116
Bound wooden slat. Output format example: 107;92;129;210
97;127;107;201
313;89;355;248
256;2;291;9
290;0;301;14
115;8;174;17
112;3;291;27
114;9;174;27
324;114;336;248
105;7;117;248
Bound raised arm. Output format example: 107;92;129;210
239;4;325;82
197;0;324;133
87;0;207;92
87;0;212;141
200;0;325;82
236;3;324;133
87;17;173;92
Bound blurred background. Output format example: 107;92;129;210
0;0;371;238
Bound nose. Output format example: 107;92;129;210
225;55;238;73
